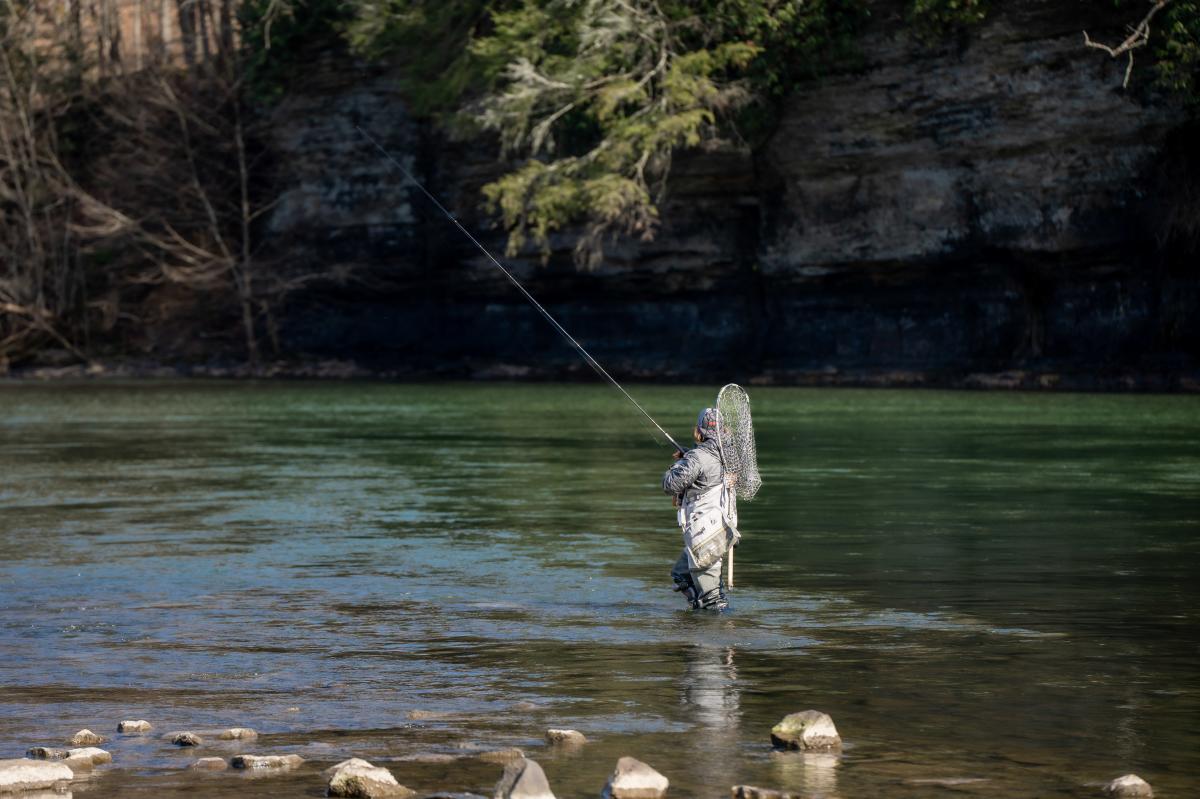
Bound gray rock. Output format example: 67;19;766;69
66;747;111;765
493;757;556;799
190;757;229;771
602;757;669;799
230;754;304;770
327;758;414;798
544;729;586;746
25;748;69;760
216;727;258;740
1104;775;1153;798
171;732;203;747
117;720;153;733
324;759;376;778
732;787;800;799
0;759;73;792
476;748;525;766
769;711;841;751
69;729;104;746
62;754;94;775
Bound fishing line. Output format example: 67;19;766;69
356;125;685;454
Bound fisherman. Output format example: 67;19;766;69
663;407;740;611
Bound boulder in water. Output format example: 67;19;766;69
544;730;587;746
732;787;801;799
769;711;841;751
1104;775;1153;798
231;754;304;770
326;758;414;798
118;720;152;733
63;754;95;775
602;757;669;799
217;728;257;740
0;759;73;792
25;748;68;760
66;747;111;765
69;730;104;746
170;732;203;747
493;757;556;799
190;757;229;771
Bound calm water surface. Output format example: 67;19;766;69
0;382;1197;798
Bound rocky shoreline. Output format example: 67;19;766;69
1;357;1197;393
0;713;1154;798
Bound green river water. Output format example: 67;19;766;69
0;382;1197;798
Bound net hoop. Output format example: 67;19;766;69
715;383;761;500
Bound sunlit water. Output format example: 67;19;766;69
1;382;1197;798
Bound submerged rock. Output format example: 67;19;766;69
217;728;258;740
769;711;841;751
544;730;586;746
25;748;68;760
118;720;152;733
476;749;525;766
327;758;414;798
0;759;73;792
732;787;801;799
66;748;111;765
1104;775;1153;797
171;732;203;747
494;757;555;799
602;757;669;799
190;757;228;771
69;730;104;746
231;754;304;770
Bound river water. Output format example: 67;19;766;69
0;382;1196;798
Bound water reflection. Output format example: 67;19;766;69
770;751;841;799
679;645;741;790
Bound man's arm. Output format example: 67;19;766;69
663;451;701;496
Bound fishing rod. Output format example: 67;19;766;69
356;125;686;454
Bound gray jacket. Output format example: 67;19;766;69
662;437;723;502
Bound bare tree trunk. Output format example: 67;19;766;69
176;0;196;66
159;0;171;63
134;0;144;71
196;0;211;62
233;98;259;365
218;0;233;58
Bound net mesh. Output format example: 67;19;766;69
716;383;761;500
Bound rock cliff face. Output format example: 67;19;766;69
263;1;1197;387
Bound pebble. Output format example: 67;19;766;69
217;727;258;740
769;711;842;751
602;757;669;799
545;729;587;746
190;757;229;771
66;747;112;764
0;758;74;792
732;787;800;799
69;729;105;746
326;758;414;798
231;754;304;770
1104;774;1153;797
171;732;203;747
25;748;68;760
118;720;153;733
494;757;556;799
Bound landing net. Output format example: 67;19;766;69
716;383;761;500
